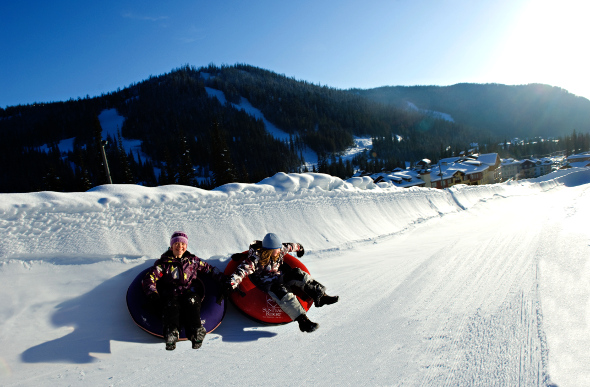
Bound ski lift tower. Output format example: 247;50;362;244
100;140;113;184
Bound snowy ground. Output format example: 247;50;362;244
1;169;589;386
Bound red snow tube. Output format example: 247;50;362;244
223;253;313;324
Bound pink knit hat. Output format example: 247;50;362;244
170;231;188;247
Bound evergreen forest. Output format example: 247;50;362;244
1;64;589;193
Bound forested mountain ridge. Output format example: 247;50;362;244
0;64;588;193
356;83;590;139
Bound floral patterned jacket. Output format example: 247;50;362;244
229;240;303;288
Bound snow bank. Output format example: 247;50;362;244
1;169;588;263
1;167;590;386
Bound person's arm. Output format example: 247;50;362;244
283;242;305;257
142;264;162;295
194;256;224;281
229;252;257;288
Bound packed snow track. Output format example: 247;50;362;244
1;169;589;386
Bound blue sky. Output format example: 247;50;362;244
2;0;589;108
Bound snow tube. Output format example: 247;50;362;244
126;267;226;339
223;253;313;324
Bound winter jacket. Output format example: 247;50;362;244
142;249;222;297
229;240;303;288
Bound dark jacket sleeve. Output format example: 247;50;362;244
192;256;224;281
142;262;164;295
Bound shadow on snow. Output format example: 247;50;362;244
21;259;278;364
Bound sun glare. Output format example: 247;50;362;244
489;0;590;99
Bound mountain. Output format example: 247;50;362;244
355;83;590;139
0;64;589;193
0;65;476;193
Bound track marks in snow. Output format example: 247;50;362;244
419;216;547;385
341;192;555;386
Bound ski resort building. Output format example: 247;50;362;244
369;168;426;188
500;157;560;181
422;158;489;189
364;152;563;189
564;152;590;168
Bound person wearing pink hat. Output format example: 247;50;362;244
142;231;225;350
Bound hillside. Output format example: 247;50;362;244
1;64;589;193
356;83;590;139
0;65;476;193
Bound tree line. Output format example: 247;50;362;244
1;64;588;193
357;83;590;139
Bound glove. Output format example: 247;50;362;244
216;282;234;305
297;245;305;258
231;252;246;262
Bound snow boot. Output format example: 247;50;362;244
316;294;339;308
164;328;179;351
302;279;337;307
190;326;207;349
296;314;319;333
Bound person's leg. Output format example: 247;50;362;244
251;275;319;332
182;289;207;349
267;280;319;333
267;281;307;320
283;268;339;307
162;296;181;350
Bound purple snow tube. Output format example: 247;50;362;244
126;267;226;339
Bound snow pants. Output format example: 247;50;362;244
161;286;204;338
251;267;326;320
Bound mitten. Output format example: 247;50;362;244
297;245;305;258
216;281;234;305
231;252;246;262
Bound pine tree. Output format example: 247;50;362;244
76;168;93;191
42;165;62;191
159;147;176;185
210;121;237;187
117;131;135;184
177;132;196;186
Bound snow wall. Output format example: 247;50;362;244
1;168;588;265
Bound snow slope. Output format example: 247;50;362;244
1;169;589;386
205;86;374;168
205;86;319;167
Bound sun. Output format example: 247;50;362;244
487;0;590;99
